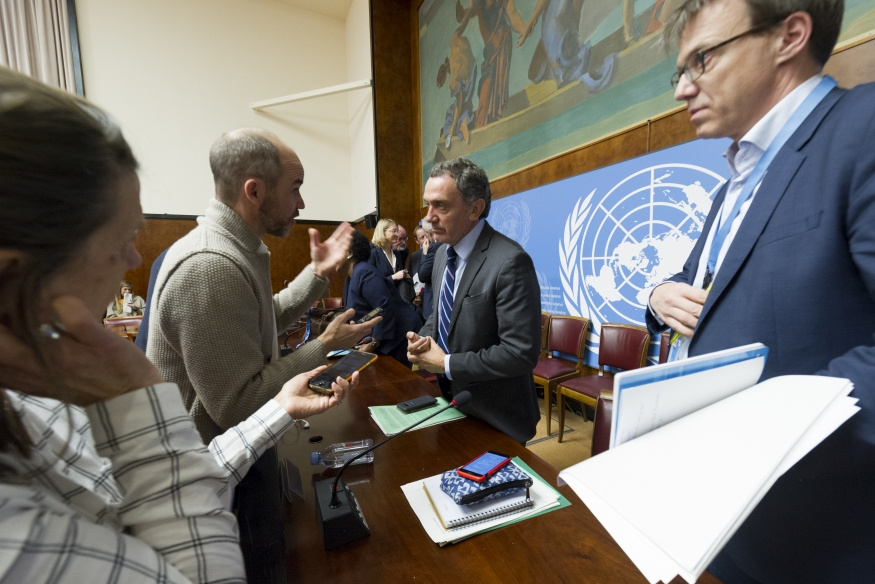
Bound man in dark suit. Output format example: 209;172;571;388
416;220;443;321
407;158;541;444
407;225;427;317
648;0;875;581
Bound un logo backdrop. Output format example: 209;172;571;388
490;138;731;365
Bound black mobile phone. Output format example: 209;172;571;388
357;307;383;324
457;450;511;482
308;351;377;395
396;395;438;413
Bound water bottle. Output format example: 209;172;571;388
310;439;374;468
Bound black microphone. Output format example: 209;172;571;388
315;390;471;550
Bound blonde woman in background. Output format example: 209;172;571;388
105;279;145;317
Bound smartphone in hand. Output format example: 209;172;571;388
308;351;377;395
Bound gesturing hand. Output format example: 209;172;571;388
309;223;354;278
272;366;359;419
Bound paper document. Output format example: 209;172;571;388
369;397;465;436
611;343;767;448
559;368;858;584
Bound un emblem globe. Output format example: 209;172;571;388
561;164;725;325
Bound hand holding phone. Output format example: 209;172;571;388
457;451;511;482
309;351;377;394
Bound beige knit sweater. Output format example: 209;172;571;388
146;199;328;442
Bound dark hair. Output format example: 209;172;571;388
209;128;283;204
664;0;842;65
428;157;491;218
0;67;137;350
350;230;373;264
0;67;138;453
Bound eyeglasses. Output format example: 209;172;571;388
398;236;408;241
670;21;779;88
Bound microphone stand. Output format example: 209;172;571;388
315;391;470;549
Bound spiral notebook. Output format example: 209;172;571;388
422;474;534;529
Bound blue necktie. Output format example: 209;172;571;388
437;246;457;353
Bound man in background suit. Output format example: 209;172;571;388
648;0;875;581
407;158;541;444
407;225;427;317
393;225;415;304
416;219;443;321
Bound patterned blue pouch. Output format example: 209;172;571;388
439;462;533;505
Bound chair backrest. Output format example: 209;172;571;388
591;390;614;457
540;312;550;356
321;297;343;309
545;315;590;368
658;330;671;364
597;323;650;371
103;316;142;330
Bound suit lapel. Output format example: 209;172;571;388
697;87;844;328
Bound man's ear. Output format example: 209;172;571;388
775;11;814;66
242;177;264;207
467;198;486;221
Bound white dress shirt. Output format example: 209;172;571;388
0;383;295;583
441;219;486;378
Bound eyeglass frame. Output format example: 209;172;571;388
670;19;783;88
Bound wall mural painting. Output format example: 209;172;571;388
489;138;732;366
419;0;875;187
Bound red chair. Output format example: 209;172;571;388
540;312;550;354
321;297;343;309
590;390;614;457
556;323;650;442
103;316;143;342
532;315;590;435
659;330;671;364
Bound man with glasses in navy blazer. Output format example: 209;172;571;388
647;0;875;581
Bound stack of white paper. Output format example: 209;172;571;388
559;374;858;583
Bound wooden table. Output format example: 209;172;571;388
277;356;720;584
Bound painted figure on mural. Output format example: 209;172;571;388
522;0;618;92
455;0;534;128
437;30;477;149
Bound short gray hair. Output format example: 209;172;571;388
209;128;282;204
428;157;491;218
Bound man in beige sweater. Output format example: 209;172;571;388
147;128;376;584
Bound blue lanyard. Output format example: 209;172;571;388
704;76;837;283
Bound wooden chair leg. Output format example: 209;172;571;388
545;382;553;435
557;391;566;443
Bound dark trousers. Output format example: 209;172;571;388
234;446;286;584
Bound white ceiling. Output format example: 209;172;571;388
274;0;355;21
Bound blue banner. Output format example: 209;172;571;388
490;138;732;365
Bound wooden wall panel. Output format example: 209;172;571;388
128;218;196;301
127;219;355;302
371;0;421;238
